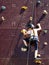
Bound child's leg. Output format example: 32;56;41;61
34;40;38;59
23;39;27;46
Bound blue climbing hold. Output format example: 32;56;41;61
1;6;6;11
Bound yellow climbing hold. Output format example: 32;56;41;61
35;60;41;64
21;6;28;10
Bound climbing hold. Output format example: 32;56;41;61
34;58;42;64
0;16;5;24
44;3;49;7
20;6;28;14
44;42;48;46
36;0;41;7
43;10;48;15
37;10;48;23
46;4;48;7
42;42;48;49
21;47;27;52
35;60;41;64
21;6;28;10
43;29;48;34
1;6;6;11
1;16;5;21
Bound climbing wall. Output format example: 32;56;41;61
0;0;49;65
